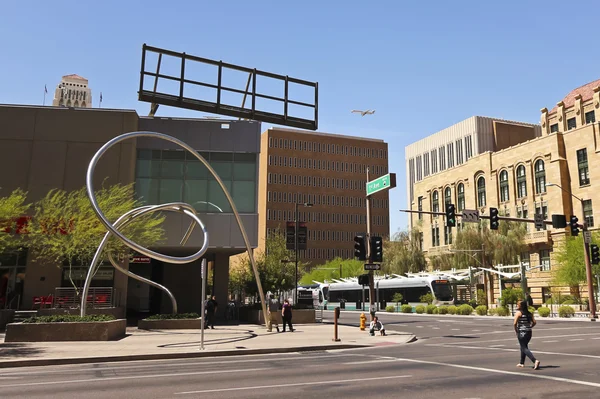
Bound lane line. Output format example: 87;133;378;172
489;345;505;347
0;353;355;377
441;332;600;345
426;343;600;360
452;329;460;331
343;359;398;365
0;367;270;388
543;341;558;343
174;374;412;395
368;355;600;389
569;339;585;342
593;337;600;340
429;326;600;339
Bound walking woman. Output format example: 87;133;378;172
282;299;294;332
514;300;540;370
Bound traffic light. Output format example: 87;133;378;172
489;207;499;230
354;235;367;261
370;236;383;262
445;203;456;227
358;274;369;286
570;215;579;236
591;244;600;265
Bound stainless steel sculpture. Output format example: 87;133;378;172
81;131;269;327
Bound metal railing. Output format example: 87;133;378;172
53;287;116;309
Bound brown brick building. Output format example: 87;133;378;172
405;79;600;305
258;127;390;268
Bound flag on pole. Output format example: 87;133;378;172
44;85;48;94
100;92;103;108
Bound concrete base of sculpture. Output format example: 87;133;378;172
138;318;203;330
38;307;126;319
5;319;126;342
240;308;315;325
0;310;15;330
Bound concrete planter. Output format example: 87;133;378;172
0;310;15;330
4;319;126;342
37;307;126;319
138;318;203;330
240;308;315;325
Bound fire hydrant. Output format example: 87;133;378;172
359;313;367;330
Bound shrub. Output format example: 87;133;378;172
558;305;575;318
488;308;497;316
22;314;116;323
415;305;425;314
457;304;474;315
468;299;478;308
528;306;536;314
559;295;580;305
495;307;510;316
447;305;457;315
537;307;550;317
561;299;577;305
385;305;395;313
145;313;200;320
475;305;488;316
476;289;487;307
426;304;437;314
433;307;439;314
420;293;434;305
401;304;413;313
438;305;449;315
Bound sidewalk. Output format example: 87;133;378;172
0;323;414;368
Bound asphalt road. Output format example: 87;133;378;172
1;312;599;398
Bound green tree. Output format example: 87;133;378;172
382;225;427;275
28;184;165;289
0;188;30;253
429;253;455;271
300;257;365;285
553;233;600;299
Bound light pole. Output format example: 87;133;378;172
294;202;312;304
546;182;597;319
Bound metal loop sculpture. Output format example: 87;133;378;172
81;131;269;327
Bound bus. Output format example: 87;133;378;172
310;275;454;310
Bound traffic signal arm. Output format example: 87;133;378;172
399;209;556;226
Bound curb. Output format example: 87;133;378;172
0;344;370;369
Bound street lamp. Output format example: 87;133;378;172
546;182;597;319
294;202;313;304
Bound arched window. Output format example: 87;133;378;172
499;170;509;202
535;160;546;194
457;183;465;211
432;190;439;214
517;165;527;198
444;187;452;205
477;176;486;207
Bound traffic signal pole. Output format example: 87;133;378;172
365;167;375;317
580;201;597;319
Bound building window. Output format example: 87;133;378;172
457;183;465;211
418;196;423;220
432;190;439;217
431;149;438;174
567;117;577;130
456;139;464;165
447;143;454;168
516;165;527;198
584;199;594;227
444;226;453;245
577;148;590;185
424;153;430;177
499;170;509;202
465;135;473;160
444;187;451;206
520;252;530;269
534;160;546;194
431;226;440;247
535;202;548;231
477;176;486;208
439;146;446;171
550;123;559;133
540;249;551;271
585;110;596;124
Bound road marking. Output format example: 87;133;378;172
569;339;585;342
426;343;600;360
452;329;460;331
174;374;412;395
0;367;270;388
543;340;558;343
0;353;356;377
432;327;440;330
441;332;600;346
343;359;399;365
428;326;600;339
416;326;423;328
593;337;600;340
489;344;505;347
369;356;600;389
473;330;481;332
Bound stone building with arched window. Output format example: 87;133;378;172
52;74;93;108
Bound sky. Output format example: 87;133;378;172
2;0;600;235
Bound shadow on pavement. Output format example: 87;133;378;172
0;343;45;359
157;329;258;349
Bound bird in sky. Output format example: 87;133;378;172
351;109;376;116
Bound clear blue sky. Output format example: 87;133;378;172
2;0;599;235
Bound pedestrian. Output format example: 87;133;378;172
281;298;294;332
267;294;280;332
369;316;386;336
205;295;218;329
514;299;540;370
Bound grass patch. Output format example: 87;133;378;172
22;314;116;323
145;313;200;320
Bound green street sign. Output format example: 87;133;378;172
366;173;396;196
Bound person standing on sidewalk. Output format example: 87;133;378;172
281;299;294;332
267;294;280;332
514;300;540;370
205;295;218;329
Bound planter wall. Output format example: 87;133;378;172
0;310;15;330
138;318;203;330
5;319;126;342
37;307;126;319
239;308;315;325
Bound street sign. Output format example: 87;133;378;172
534;213;545;230
461;209;480;223
584;231;592;244
286;222;295;250
298;222;308;250
364;263;381;271
366;173;396;196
